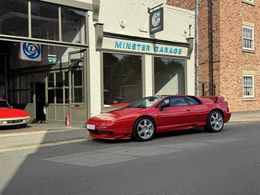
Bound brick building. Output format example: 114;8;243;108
168;0;260;112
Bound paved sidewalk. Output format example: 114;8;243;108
0;123;89;153
0;110;259;152
229;110;260;123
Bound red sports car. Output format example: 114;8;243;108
0;98;30;127
85;95;231;141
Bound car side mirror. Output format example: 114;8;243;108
159;102;169;111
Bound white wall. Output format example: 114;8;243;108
98;0;194;43
87;0;195;115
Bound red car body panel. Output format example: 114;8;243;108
0;99;30;127
0;108;29;118
86;95;231;140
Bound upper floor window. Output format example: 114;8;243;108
242;26;254;50
242;0;255;5
0;0;28;37
243;75;254;98
0;0;87;45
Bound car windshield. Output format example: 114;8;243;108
127;96;164;108
0;100;9;108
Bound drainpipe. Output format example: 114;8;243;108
195;0;200;96
208;0;214;95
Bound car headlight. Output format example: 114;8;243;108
0;121;7;125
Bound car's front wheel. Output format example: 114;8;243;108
133;118;156;141
206;110;224;133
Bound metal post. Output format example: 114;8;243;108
28;1;32;38
208;0;214;96
195;0;200;96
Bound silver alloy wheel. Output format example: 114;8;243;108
210;112;223;131
136;119;154;140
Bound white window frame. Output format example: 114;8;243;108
242;0;255;4
243;75;254;98
242;26;254;51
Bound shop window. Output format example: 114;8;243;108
61;7;86;44
103;53;142;107
0;0;28;37
47;71;71;104
56;71;64;104
56;88;63;104
64;72;69;103
56;72;63;88
31;1;59;40
9;76;33;104
47;73;55;103
72;68;84;103
8;79;14;104
18;77;28;104
154;57;186;95
65;89;69;103
48;73;54;88
27;76;34;103
243;75;254;98
242;26;254;51
48;89;55;103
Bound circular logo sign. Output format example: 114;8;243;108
152;11;161;27
22;43;41;59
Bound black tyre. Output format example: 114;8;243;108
206;110;224;133
133;118;156;141
19;124;28;128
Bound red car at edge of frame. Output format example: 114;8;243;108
0;98;30;128
85;95;231;141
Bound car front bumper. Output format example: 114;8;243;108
87;127;132;140
0;117;30;127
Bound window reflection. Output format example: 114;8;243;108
154;57;186;95
31;1;59;40
103;53;142;107
0;1;87;45
0;0;28;36
61;7;86;44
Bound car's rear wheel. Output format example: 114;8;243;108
133;118;155;141
206;110;224;133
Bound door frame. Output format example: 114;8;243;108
0;53;8;100
68;49;89;122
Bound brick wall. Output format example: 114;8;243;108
219;0;260;111
168;0;260;112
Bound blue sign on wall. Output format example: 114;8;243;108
20;42;42;62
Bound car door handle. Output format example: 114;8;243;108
186;109;191;111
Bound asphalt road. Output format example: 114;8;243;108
1;122;260;195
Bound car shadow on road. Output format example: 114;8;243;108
157;127;207;139
90;127;209;144
0;123;232;195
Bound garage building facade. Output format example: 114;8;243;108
0;0;195;125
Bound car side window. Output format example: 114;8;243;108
170;97;189;107
157;98;170;108
185;97;200;105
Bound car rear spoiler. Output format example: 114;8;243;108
202;96;225;103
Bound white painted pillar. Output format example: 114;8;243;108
88;13;102;117
144;55;154;97
186;48;195;95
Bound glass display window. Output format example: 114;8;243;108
103;53;143;108
154;57;186;95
